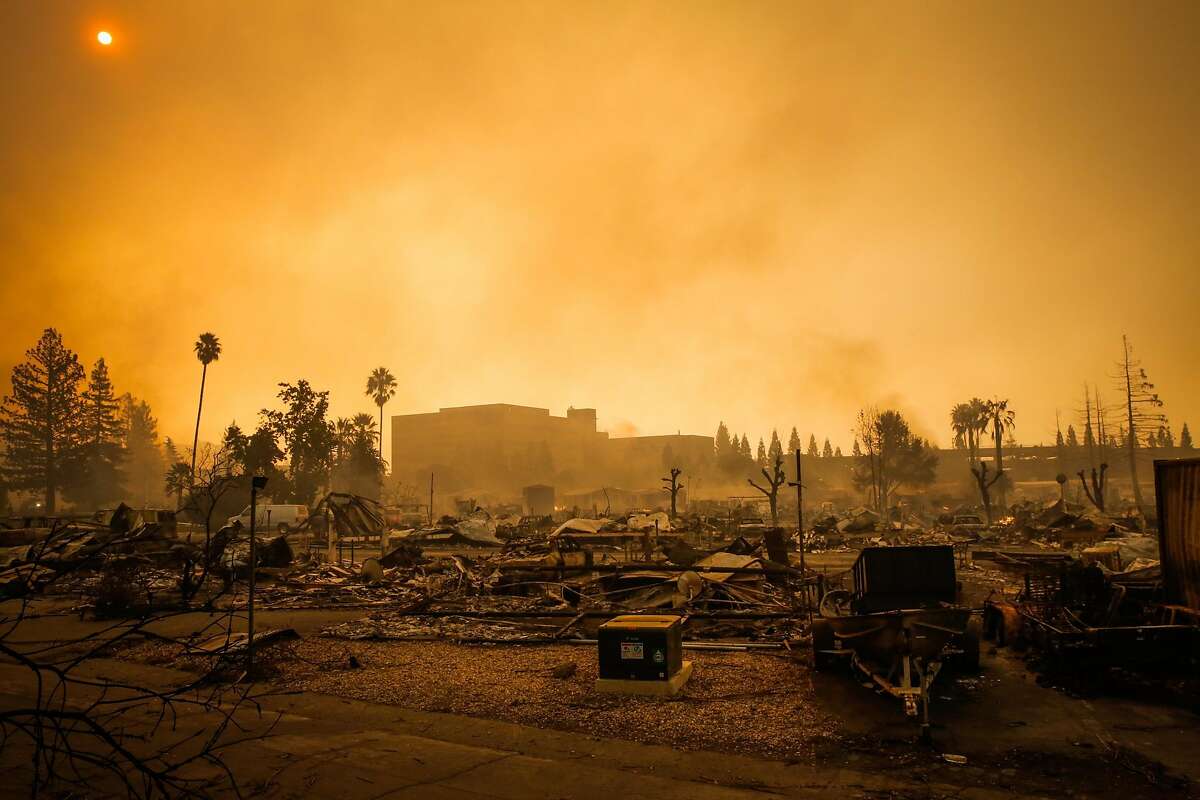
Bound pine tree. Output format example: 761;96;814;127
1066;424;1079;448
738;434;751;458
222;423;249;469
1181;423;1194;450
807;434;819;457
834;446;843;457
68;358;126;507
124;395;165;506
163;436;179;466
768;429;783;462
822;438;833;458
0;329;85;513
787;427;801;455
756;438;767;467
852;439;862;457
715;421;732;458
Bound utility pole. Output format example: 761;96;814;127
428;471;434;526
247;475;268;675
788;449;806;576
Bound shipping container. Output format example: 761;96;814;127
1154;458;1200;610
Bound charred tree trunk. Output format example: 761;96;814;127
189;363;208;489
1078;463;1108;512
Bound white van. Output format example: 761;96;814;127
227;504;309;534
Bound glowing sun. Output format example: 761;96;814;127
96;31;113;46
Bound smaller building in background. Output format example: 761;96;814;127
522;484;556;516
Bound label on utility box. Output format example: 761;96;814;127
620;642;644;660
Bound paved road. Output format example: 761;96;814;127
0;656;1028;799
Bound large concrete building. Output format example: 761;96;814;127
390;403;714;495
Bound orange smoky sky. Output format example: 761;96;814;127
2;1;1199;464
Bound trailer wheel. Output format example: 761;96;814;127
811;619;837;671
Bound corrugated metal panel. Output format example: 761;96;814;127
1154;458;1200;610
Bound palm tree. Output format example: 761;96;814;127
351;412;377;445
189;333;221;487
333;417;355;464
365;367;397;467
983;398;1016;509
950;398;988;464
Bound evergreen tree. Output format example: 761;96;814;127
852;439;862;457
767;429;783;462
0;329;85;513
822;438;833;458
1181;423;1194;450
1162;425;1176;448
756;437;767;467
807;434;819;457
221;423;249;467
163;437;179;466
787;427;801;455
1066;424;1079;448
124;395;165;506
834;446;843;457
1055;429;1065;448
738;434;751;458
715;421;732;458
68;358;126;507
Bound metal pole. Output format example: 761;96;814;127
247;485;257;674
429;471;434;526
791;450;806;576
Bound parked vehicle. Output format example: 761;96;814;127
227;504;309;534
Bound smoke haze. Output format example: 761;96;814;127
3;1;1199;462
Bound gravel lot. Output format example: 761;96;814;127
278;638;838;761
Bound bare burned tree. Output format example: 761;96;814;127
1078;462;1109;512
661;467;682;518
1115;335;1165;516
748;453;787;526
0;523;275;797
177;443;241;604
970;460;1002;525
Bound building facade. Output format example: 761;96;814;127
390;403;714;496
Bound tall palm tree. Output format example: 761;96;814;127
189;333;222;487
984;398;1016;508
365;367;397;468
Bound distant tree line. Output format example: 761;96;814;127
712;422;842;479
